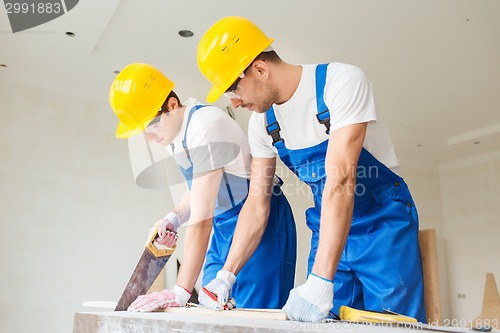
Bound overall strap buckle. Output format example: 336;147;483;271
316;109;331;135
266;121;284;146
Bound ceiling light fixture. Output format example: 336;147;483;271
178;30;194;38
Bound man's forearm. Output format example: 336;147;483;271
222;199;270;275
221;157;276;276
312;181;353;280
313;123;366;281
176;218;212;291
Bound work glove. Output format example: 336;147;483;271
282;273;334;322
127;285;191;312
151;211;181;247
198;270;237;310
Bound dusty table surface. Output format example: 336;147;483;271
73;310;486;333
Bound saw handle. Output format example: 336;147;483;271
145;226;176;258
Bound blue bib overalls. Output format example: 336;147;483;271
265;64;426;321
176;105;297;309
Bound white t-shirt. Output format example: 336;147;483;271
170;98;252;179
248;63;400;174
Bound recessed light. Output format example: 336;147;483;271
178;30;194;38
65;31;75;37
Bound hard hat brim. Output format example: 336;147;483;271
207;85;224;103
116;120;146;139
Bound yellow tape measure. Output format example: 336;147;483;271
339;305;418;324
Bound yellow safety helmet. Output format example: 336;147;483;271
109;63;174;138
197;16;274;103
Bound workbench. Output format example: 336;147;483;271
73;310;483;333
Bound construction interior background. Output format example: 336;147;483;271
1;1;499;332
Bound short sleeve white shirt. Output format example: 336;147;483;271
248;63;400;174
171;98;251;179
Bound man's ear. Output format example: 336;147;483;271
252;60;269;79
167;97;179;111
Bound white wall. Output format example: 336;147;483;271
401;151;500;323
0;82;174;333
438;152;500;322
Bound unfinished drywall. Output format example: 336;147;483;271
438;151;500;322
0;81;175;333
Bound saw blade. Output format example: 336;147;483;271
114;248;172;311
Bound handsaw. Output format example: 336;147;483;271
114;228;176;311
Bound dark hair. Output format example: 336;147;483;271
254;50;281;63
158;90;183;115
165;90;183;108
243;51;282;75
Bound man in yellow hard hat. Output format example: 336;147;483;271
109;63;297;311
197;16;426;322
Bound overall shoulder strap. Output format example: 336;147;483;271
315;63;331;134
183;104;237;209
265;107;296;174
182;104;206;164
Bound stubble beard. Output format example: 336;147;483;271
253;83;277;113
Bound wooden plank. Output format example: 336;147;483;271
82;301;288;321
473;273;500;329
418;229;441;324
157;306;288;321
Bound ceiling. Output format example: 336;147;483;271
1;0;499;166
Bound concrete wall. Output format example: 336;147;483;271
1;82;499;333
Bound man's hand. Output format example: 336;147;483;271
282;273;334;322
127;285;191;312
198;270;237;310
151;211;181;247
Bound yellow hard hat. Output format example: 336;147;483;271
109;63;174;138
197;16;274;103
